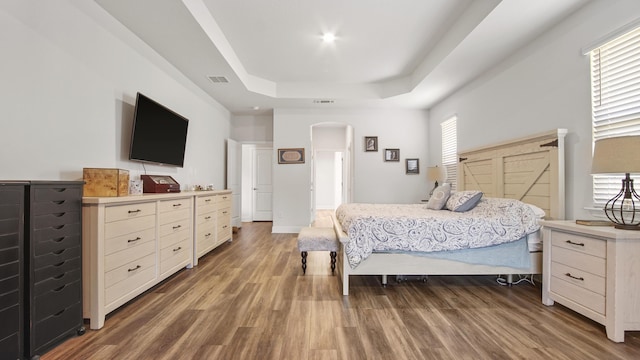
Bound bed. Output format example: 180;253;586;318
333;129;567;295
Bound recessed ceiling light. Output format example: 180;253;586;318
252;106;260;110
322;33;336;43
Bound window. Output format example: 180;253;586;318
441;116;457;191
590;25;640;205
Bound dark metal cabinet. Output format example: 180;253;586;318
25;182;85;359
0;183;27;360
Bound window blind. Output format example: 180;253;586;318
441;116;457;191
591;25;640;205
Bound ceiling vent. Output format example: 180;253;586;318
208;76;229;84
313;99;334;104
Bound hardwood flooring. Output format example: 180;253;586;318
43;221;640;360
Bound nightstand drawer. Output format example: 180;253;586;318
551;231;606;258
551;246;605;276
551;274;605;315
551;261;605;295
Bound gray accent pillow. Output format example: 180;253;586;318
426;183;451;210
446;190;483;212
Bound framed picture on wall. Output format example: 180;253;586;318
278;148;305;164
384;148;400;162
365;136;378;152
406;158;419;174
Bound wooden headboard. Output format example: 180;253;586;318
457;129;567;220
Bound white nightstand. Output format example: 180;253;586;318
540;220;640;342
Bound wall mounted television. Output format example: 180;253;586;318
129;92;189;167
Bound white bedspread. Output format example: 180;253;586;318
335;198;540;268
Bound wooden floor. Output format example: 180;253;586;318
43;221;640;360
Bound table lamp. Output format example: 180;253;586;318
591;136;640;230
427;165;446;196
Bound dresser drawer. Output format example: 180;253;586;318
105;254;156;305
551;231;606;258
33;301;82;350
105;252;156;289
160;208;190;225
104;214;155;240
197;195;217;212
160;238;190;274
33;211;81;230
105;240;155;273
218;194;231;207
34;256;81;284
32;222;81;246
0;261;19;284
105;202;156;223
160;217;191;238
0;304;20;340
551;246;605;276
197;212;216;227
34;233;80;257
31;186;82;215
159;198;191;213
0;276;19;305
33;267;81;297
0;247;19;272
105;227;155;256
197;224;215;242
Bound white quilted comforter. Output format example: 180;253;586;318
335;198;540;268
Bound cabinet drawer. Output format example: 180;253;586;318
33;211;80;230
34;245;80;270
197;196;217;212
0;304;20;340
105;227;155;256
159;198;191;213
32;223;81;245
551;275;605;315
551;246;605;276
160;208;190;225
105;240;155;273
218;194;231;206
104;214;155;240
218;207;231;219
31;186;82;215
551;231;606;258
160;227;190;250
159;218;191;238
105;202;156;223
0;247;19;271
0;222;19;246
551;261;605;295
105;252;156;289
0;277;19;306
197;225;215;241
34;279;81;321
34;257;81;284
33;268;81;297
33;301;82;351
0;261;19;283
34;234;80;257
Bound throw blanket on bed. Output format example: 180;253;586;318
335;198;540;268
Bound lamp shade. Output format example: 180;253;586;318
426;165;447;182
591;136;640;174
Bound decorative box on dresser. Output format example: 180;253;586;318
83;190;232;329
541;220;640;342
0;182;26;360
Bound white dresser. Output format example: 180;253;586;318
82;190;232;329
541;220;640;342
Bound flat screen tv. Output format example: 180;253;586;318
129;92;189;167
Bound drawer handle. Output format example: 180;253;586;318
53;249;66;255
205;233;212;238
565;240;585;247
54;212;66;217
54;224;66;230
205;216;212;220
565;273;584;281
223;225;228;229
205;199;212;203
53;200;66;205
54;261;65;267
54;273;66;280
128;265;141;272
53;237;65;243
54;188;68;193
128;237;142;243
53;284;66;292
173;225;182;230
53;309;66;317
173;246;182;252
128;209;142;214
223;211;228;215
173;203;182;207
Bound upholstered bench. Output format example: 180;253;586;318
297;227;339;275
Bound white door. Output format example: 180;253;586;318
252;148;273;221
226;139;241;228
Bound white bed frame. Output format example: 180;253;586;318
334;129;567;295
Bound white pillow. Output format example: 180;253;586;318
446;190;483;212
426;183;451;210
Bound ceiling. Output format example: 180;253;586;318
95;0;591;115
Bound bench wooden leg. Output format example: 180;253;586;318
330;251;337;274
301;251;308;274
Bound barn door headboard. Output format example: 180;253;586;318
457;129;567;220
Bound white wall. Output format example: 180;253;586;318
231;115;274;142
273;108;429;232
0;1;230;187
428;0;640;220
